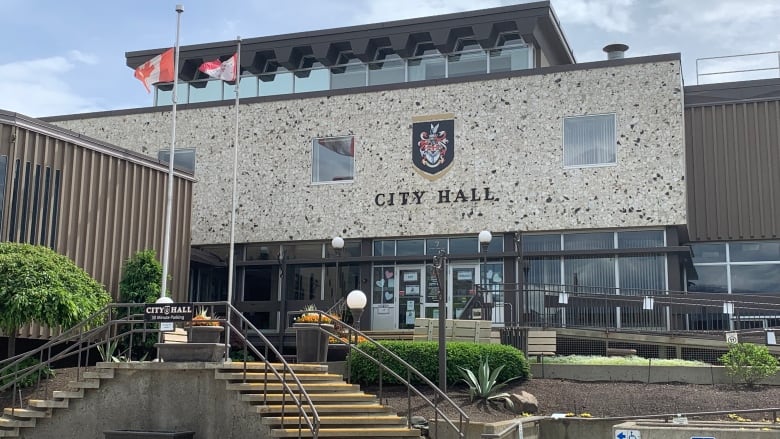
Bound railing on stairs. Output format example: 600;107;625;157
287;309;471;438
0;302;323;439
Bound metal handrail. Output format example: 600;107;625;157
288;309;470;438
595;406;780;423
0;302;322;439
222;302;321;438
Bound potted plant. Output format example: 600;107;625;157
188;307;224;344
293;305;334;363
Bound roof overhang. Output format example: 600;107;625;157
126;1;575;81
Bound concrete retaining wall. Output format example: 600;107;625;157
531;363;780;385
19;363;269;439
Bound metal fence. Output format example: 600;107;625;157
474;282;780;363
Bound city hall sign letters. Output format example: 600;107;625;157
375;187;497;207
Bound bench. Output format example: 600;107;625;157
527;330;557;360
606;347;637;357
413;318;499;344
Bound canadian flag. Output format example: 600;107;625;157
198;54;237;82
134;48;175;93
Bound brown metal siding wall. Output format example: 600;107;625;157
0;122;192;338
685;100;780;241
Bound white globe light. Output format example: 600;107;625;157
478;230;493;245
331;236;345;249
346;289;367;310
155;296;174;304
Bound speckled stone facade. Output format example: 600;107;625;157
54;59;685;245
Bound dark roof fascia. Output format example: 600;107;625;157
126;1;575;74
0;110;196;181
684;77;780;107
45;52;679;123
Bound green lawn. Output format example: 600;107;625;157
533;355;706;366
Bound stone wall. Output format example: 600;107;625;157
53;58;685;245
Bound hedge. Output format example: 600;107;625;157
348;340;530;386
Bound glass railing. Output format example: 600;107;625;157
154;44;532;106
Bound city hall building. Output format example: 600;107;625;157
41;1;780;338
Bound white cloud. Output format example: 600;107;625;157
68;50;99;65
351;0;506;25
0;56;104;117
554;0;636;33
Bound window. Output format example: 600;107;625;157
158;148;196;174
689;241;780;294
312;136;354;183
563;114;616;167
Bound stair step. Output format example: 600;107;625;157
271;427;422;437
52;389;85;399
68;379;100;389
226;382;359;392
242;393;377;404
256;404;392;415
218;362;328;373
0;417;35;428
0;427;19;437
215;372;339;382
83;369;114;379
262;415;406;426
3;408;50;418
28;399;68;409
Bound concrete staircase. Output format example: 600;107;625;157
216;362;421;438
0;368;113;437
0;363;422;438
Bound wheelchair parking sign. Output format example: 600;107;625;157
616;430;640;439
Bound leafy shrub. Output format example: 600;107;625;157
117;250;163;360
0;358;54;388
348;341;530;386
119;250;162;304
0;243;111;357
719;342;779;386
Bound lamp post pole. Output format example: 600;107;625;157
432;249;447;392
331;236;344;306
478;230;493;319
346;289;367;383
278;249;288;355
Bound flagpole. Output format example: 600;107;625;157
227;37;241;306
160;4;184;300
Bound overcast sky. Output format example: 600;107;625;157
1;0;778;117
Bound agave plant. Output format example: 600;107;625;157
457;356;521;408
191;307;220;326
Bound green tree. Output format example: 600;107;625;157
720;342;779;387
119;250;162;303
117;250;163;360
0;243;111;357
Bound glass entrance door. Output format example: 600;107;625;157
397;266;424;329
450;263;478;319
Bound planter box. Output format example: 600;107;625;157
188;325;224;343
155;343;225;362
294;323;333;363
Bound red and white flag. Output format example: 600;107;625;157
134;48;175;93
198;54;237;82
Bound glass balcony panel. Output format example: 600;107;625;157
259;69;293;96
331;61;366;89
295;63;330;93
489;45;530;73
368;58;405;86
408;54;445;82
155;82;189;106
448;50;487;78
189;79;224;103
223;74;259;99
